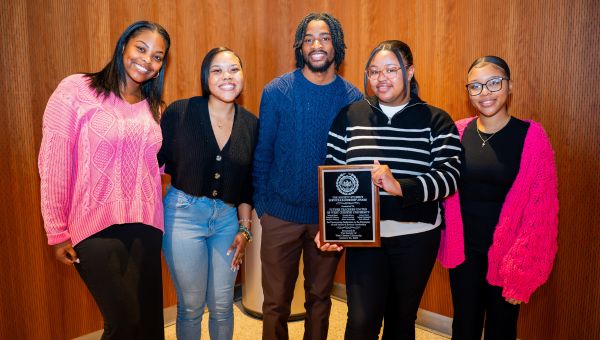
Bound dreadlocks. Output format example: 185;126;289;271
293;12;347;71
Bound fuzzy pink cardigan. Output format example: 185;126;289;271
441;117;559;302
38;74;164;246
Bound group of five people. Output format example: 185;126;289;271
39;12;558;340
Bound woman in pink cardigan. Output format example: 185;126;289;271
38;21;170;339
443;56;559;340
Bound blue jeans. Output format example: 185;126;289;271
163;187;239;340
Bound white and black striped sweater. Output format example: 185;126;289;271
326;96;462;224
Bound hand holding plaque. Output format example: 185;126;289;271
318;165;380;247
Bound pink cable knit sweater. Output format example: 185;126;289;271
442;117;559;303
38;74;164;246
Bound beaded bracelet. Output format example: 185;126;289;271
238;224;253;242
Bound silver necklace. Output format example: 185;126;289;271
476;128;497;147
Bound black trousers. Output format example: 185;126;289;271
74;223;165;340
449;249;520;340
344;227;441;340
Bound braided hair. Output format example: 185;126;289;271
293;12;347;71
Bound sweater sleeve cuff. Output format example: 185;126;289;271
502;285;533;304
254;199;266;218
46;230;71;246
398;178;424;206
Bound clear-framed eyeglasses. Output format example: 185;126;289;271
466;77;509;96
366;65;411;80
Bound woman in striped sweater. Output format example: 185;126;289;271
317;40;463;340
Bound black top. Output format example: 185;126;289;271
459;117;530;252
158;96;258;206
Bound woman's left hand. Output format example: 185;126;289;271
227;233;248;271
372;160;403;196
505;298;522;305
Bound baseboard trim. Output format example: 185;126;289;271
332;282;452;337
75;283;453;339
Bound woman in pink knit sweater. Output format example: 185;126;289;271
38;21;170;339
443;56;559;340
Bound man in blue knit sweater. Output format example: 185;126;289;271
253;12;363;340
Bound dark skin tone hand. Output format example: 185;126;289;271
53;240;79;264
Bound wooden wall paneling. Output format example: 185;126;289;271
532;0;600;338
508;1;563;337
0;2;48;338
1;2;94;339
241;0;271;113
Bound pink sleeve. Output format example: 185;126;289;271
439;192;465;268
499;125;559;302
437;117;473;267
38;79;80;245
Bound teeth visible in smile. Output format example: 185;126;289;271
310;52;326;61
134;63;149;73
220;84;235;90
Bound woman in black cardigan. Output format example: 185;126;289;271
158;47;257;340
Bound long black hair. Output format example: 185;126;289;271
468;55;511;79
293;12;347;71
85;21;171;123
363;40;419;100
200;47;243;98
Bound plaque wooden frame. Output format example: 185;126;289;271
318;164;380;247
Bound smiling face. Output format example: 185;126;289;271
368;50;414;106
207;51;244;104
301;20;335;73
122;29;166;90
466;63;512;118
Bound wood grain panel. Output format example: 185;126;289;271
0;0;598;339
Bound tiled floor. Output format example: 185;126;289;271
164;298;450;340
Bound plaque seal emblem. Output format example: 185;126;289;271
336;173;359;196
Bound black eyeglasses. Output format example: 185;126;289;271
466;77;509;96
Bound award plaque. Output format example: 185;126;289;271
318;165;380;247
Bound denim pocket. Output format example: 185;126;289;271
165;188;193;209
